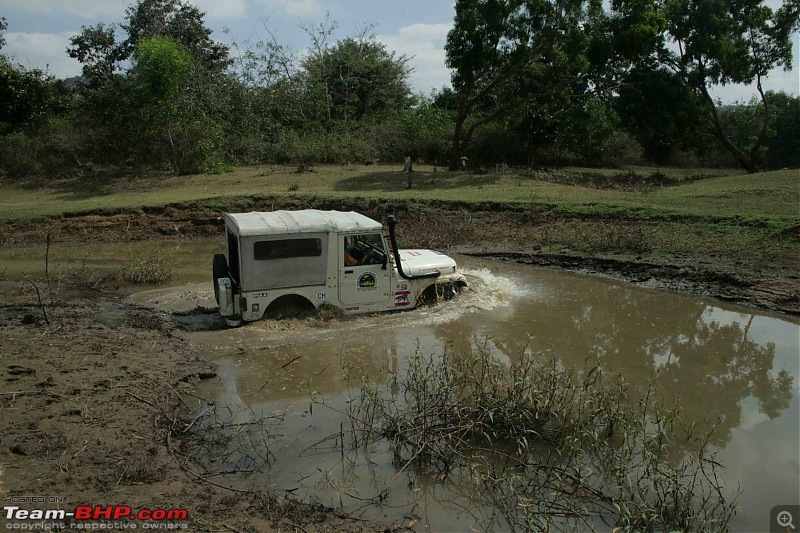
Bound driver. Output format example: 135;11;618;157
344;237;373;266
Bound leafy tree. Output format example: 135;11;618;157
0;20;72;135
696;91;800;169
301;33;411;127
444;0;662;170
564;96;623;166
66;23;123;85
122;0;229;72
615;66;704;164
0;64;69;134
0;17;7;51
763;91;800;168
656;0;800;173
477;92;628;167
131;36;221;173
133;35;192;97
68;0;229;85
0;20;79;176
396;95;453;164
65;0;230;171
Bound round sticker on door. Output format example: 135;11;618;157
356;272;378;292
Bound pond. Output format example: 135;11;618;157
131;246;798;532
4;239;798;530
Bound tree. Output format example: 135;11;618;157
67;23;123;85
0;20;72;134
133;35;192;97
657;0;800;173
0;17;7;51
122;0;229;72
130;36;222;173
695;91;800;169
763;91;800;168
0;64;68;133
615;66;704;164
444;0;662;170
65;0;230;171
68;0;229;84
301;31;411;127
396;95;453;164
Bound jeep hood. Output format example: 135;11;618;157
396;249;457;277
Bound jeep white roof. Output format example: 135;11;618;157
226;210;383;237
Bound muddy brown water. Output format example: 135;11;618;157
4;240;799;531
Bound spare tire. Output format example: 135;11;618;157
212;253;230;305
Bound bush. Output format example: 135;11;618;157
116;257;176;284
349;343;738;532
0;117;89;178
0;132;43;177
599;131;643;167
270;128;379;165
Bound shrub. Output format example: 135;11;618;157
349;343;737;532
117;257;176;284
0;132;43;177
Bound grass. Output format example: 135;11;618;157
346;342;739;532
116;256;176;284
1;164;796;281
1;165;796;226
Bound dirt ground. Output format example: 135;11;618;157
1;202;797;532
0;294;404;532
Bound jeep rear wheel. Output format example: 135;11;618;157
265;295;316;319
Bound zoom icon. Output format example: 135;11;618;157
772;505;800;532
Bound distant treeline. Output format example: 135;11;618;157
0;0;798;178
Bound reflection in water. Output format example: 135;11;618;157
466;277;794;450
133;255;799;531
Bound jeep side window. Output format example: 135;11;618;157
344;234;385;266
254;238;321;260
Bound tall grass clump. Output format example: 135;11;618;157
352;342;738;532
117;256;176;284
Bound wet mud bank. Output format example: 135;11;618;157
0;296;401;532
475;252;800;315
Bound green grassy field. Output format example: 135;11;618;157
1;165;796;227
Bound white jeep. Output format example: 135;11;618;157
212;209;467;325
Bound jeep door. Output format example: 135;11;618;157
338;233;391;306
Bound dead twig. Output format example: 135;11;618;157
20;276;50;325
284;522;309;533
258;355;301;391
72;440;89;459
45;233;53;305
182;405;212;433
34;325;62;339
166;430;254;494
165;381;192;411
127;391;156;408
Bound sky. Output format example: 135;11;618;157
1;0;798;103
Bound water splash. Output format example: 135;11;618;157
459;266;525;311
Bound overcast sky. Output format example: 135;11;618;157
2;0;798;103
